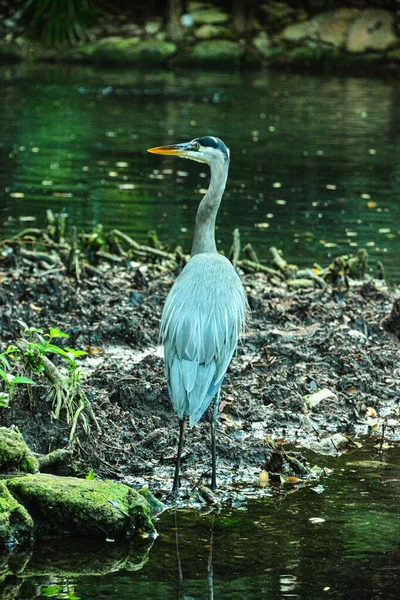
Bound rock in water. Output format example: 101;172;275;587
6;474;156;539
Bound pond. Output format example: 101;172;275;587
0;64;399;280
1;441;400;599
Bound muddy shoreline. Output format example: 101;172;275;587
0;225;399;500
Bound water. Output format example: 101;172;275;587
2;443;400;599
0;64;399;279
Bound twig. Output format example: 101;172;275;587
229;228;241;269
238;259;284;278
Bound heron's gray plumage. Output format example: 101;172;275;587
161;253;247;426
147;135;247;491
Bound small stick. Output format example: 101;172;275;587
243;243;259;265
229;228;241;269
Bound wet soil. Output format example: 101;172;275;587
0;251;399;498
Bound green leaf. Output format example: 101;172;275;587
17;319;29;331
0;354;10;370
35;333;47;346
45;345;71;358
65;348;88;358
40;585;64;597
29;341;46;352
48;328;69;340
10;376;35;385
0;370;11;383
6;344;19;356
0;393;9;408
29;327;44;334
86;470;95;480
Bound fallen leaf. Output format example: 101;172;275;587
86;346;101;355
366;407;378;418
304;388;337;408
260;470;269;483
346;386;358;395
287;476;301;484
374;442;391;451
280;475;301;484
29;303;42;313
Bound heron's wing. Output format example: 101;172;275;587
161;254;247;427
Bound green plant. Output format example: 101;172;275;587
0;352;34;408
21;0;101;46
40;583;80;599
6;322;99;441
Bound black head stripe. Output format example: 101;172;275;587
193;136;229;160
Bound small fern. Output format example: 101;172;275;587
21;0;101;45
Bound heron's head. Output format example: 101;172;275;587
147;136;229;167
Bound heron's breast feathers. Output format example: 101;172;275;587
160;254;247;425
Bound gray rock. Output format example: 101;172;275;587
346;9;398;53
281;8;359;47
281;8;399;54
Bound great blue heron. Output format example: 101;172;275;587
148;136;247;493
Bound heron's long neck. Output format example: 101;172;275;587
191;160;229;256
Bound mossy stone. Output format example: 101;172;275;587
72;37;176;64
185;40;244;64
139;488;165;517
6;474;156;539
0;481;34;548
0;427;39;474
194;25;234;40
190;6;230;25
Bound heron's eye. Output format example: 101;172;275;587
194;142;200;151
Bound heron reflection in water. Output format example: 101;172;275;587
148;136;247;493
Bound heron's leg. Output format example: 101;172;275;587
172;418;186;495
211;390;220;491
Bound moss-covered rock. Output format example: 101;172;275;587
6;474;156;540
253;32;271;57
139;488;165;517
183;40;244;65
0;481;34;549
280;8;399;55
189;3;230;25
0;427;39;474
72;36;177;64
194;24;234;40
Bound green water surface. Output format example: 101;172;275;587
1;443;400;599
0;64;399;279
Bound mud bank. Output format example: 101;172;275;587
1;222;399;501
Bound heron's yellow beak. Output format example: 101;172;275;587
147;141;197;156
147;145;182;156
